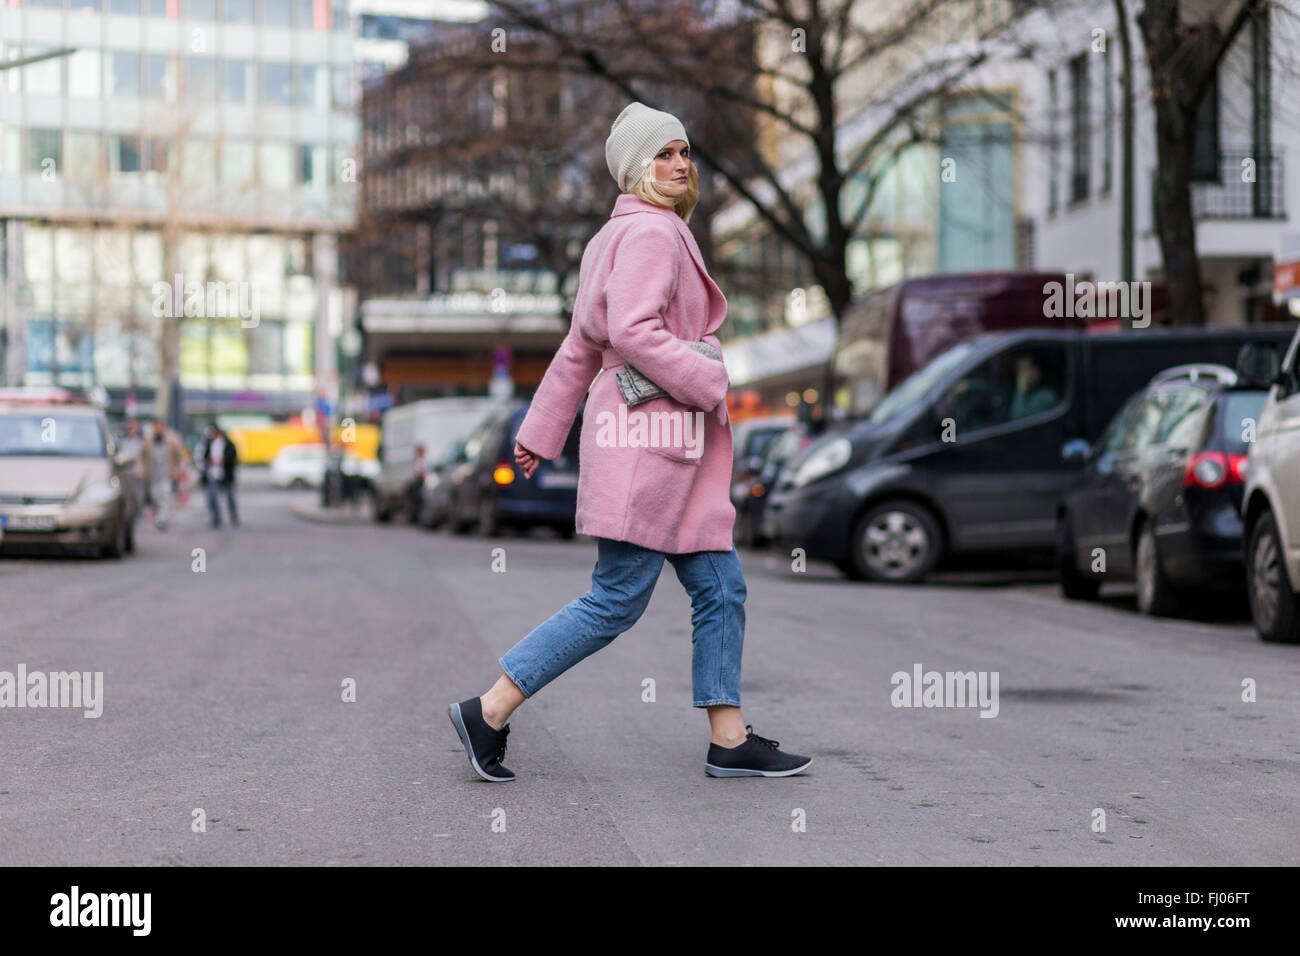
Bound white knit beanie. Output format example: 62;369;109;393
605;102;689;193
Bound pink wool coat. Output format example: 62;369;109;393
514;193;735;554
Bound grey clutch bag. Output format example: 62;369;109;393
614;341;723;406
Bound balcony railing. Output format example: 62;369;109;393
1189;147;1285;220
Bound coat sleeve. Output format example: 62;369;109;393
514;323;602;460
604;222;730;412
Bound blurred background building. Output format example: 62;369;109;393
0;0;357;430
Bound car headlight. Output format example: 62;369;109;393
74;477;121;506
790;437;852;488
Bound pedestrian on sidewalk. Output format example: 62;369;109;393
139;417;186;530
197;422;239;528
449;102;812;783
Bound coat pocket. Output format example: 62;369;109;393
634;396;707;465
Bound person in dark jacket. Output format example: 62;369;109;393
197;423;239;528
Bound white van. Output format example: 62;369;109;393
1240;325;1300;642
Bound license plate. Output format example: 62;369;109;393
538;471;578;489
2;514;57;531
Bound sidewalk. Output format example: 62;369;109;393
290;499;375;525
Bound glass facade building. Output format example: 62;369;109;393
0;0;358;419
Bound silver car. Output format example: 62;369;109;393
0;397;138;558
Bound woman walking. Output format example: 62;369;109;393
449;103;811;782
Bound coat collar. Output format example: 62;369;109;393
609;194;726;329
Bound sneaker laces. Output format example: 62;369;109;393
494;724;509;765
745;725;779;749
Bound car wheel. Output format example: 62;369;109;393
124;515;136;554
477;496;499;537
849;499;942;583
557;521;576;540
101;510;127;559
1134;523;1178;616
290;477;308;490
1056;514;1100;601
1246;511;1300;643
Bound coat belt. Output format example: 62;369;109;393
600;348;626;371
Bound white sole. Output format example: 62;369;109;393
705;757;813;777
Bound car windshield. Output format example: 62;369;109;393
867;341;979;425
0;413;106;457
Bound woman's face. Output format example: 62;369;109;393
652;140;690;197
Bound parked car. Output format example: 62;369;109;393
1240;327;1300;642
766;324;1298;583
271;444;327;488
272;443;378;490
733;422;813;548
417;438;470;529
1055;364;1268;614
445;399;583;537
0;389;139;558
373;396;508;522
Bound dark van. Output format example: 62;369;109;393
831;272;1082;418
768;324;1298;582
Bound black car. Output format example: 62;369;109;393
446;399;583;537
734;422;812;548
1056;364;1268;615
766;324;1297;583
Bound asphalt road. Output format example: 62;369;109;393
1;471;1297;865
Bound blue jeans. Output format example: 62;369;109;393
500;537;746;707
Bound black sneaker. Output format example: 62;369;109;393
705;725;812;777
448;697;515;782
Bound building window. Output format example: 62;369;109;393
24;47;63;96
109;52;142;97
146;0;166;14
181;138;216;183
1047;69;1058;214
68;50;102;99
1101;45;1113;194
109;0;141;13
262;0;292;27
65;131;102;180
260;62;293;105
223;59;252;103
223;0;255;22
1068;54;1089;203
145;54;177;101
145;137;170;174
220;139;255;186
297;64;324;109
186;57;217;103
28;128;62;174
259;142;294;188
297;144;327;189
109;133;143;174
186;0;216;19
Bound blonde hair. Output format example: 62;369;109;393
630;159;700;223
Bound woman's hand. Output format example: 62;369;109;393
514;441;540;479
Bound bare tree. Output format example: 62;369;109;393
1135;0;1267;326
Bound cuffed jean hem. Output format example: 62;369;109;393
693;698;741;708
499;658;533;699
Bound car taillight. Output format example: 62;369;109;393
1184;451;1247;489
493;463;515;485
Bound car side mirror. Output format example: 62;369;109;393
1236;342;1280;388
1061;438;1092;464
